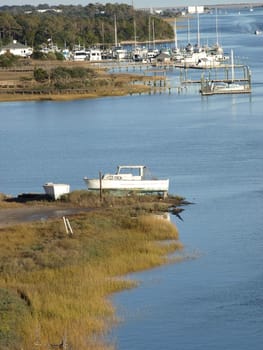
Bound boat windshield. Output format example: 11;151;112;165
118;167;142;176
117;166;156;179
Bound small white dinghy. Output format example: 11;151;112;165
43;183;70;200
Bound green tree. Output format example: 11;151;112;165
0;4;174;49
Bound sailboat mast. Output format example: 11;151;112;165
132;0;136;48
148;16;151;49
152;18;155;49
174;18;178;50
114;14;118;47
197;12;200;47
187;17;191;43
231;49;235;82
134;17;137;48
215;8;219;45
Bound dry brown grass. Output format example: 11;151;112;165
0;60;154;102
0;202;183;349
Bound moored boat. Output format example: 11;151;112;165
200;50;252;95
83;165;169;196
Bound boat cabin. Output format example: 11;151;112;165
103;165;146;181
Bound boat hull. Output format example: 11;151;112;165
43;183;70;200
83;178;169;193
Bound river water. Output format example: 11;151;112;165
1;7;263;350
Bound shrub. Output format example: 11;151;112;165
0;52;18;67
33;67;49;82
55;51;65;61
50;66;71;81
31;50;46;60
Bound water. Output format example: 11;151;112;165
1;8;263;350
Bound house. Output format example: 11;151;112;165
0;40;33;58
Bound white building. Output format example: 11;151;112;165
0;40;33;57
37;8;62;13
188;6;204;14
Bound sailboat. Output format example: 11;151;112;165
112;14;127;60
200;49;251;95
211;50;248;93
175;10;226;68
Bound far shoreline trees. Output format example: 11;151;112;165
0;3;174;49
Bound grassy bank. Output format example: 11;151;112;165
0;86;150;103
0;61;158;103
0;192;185;349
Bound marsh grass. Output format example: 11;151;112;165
0;193;185;349
62;190;184;209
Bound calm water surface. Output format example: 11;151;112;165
1;8;263;350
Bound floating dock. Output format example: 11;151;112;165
199;64;252;96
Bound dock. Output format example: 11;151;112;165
199;64;252;96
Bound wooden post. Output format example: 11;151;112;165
99;171;102;201
63;216;69;234
66;218;73;235
63;217;73;235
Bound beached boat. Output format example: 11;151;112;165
83;165;169;196
43;183;70;200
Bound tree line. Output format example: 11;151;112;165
0;3;174;49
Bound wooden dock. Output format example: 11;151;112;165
199;64;252;96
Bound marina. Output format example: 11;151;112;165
0;7;256;100
1;6;263;350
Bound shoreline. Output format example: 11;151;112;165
0;67;154;103
0;191;187;349
0;87;151;103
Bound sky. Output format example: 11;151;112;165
1;1;260;8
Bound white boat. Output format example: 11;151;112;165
88;49;102;61
201;78;251;95
43;183;70;200
200;50;251;95
72;50;88;61
83;165;169;196
212;82;247;92
112;46;128;60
